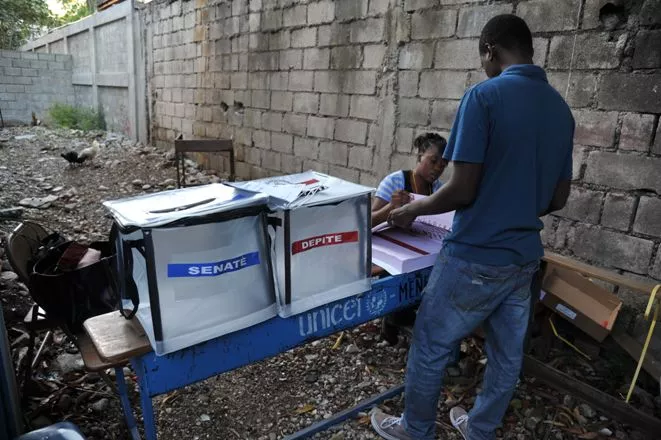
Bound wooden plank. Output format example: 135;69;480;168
83;311;151;363
611;330;661;383
523;355;661;436
76;332;126;372
542;251;656;295
174;139;233;153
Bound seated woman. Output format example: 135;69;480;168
371;133;448;227
371;133;448;345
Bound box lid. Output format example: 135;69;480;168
103;183;269;228
229;171;374;209
542;267;622;332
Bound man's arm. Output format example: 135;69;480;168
540;179;571;217
406;162;483;217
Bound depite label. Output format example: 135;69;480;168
292;231;358;255
167;252;261;277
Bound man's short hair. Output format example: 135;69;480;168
479;14;534;57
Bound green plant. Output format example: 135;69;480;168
48;103;106;131
55;0;94;26
0;0;56;49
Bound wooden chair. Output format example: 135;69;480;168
174;136;235;188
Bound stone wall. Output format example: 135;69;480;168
0;50;74;125
144;0;661;337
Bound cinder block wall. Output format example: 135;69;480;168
0;50;74;124
145;0;661;340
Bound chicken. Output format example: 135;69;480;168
61;140;100;165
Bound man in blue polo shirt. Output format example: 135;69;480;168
371;15;574;440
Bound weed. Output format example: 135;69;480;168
48;103;106;131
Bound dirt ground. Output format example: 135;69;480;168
0;126;658;440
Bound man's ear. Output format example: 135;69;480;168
485;43;496;61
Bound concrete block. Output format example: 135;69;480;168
21;52;38;60
231;72;248;89
571;225;654;274
633;30;661;69
335;119;368;144
335;0;368;21
350;18;386;43
318;23;351;46
249;72;270;90
262;10;283;30
320;93;350;117
556;188;603;224
304;48;330;70
419;71;467;99
293;92;319;113
391;153;417;171
634;197;661;237
331;46;361;69
399;72;419;97
431;100;459;130
399;43;434;69
294;137;319;159
399;98;429;125
329;164;359;183
641;0;661;25
245;109;263;129
585;151;661;193
249;34;269;51
262;111;283;131
270;72;289;90
283;113;308;136
547;72;597;108
4;67;20;76
281;153;305;174
404;0;436;10
620;113;655;152
271;91;293;111
291;28;317;48
308;115;335;139
269;30;291;50
21;68;38;77
289;71;314;91
601;193;635;231
262;150;282;171
396;127;415;153
304;159;329;174
599;74;661;113
319;141;349;166
271;132;294;153
654;123;661;155
456;4;512;38
435;40;481;69
548;33;622;69
349;146;373;170
283;5;308;27
280;49;303;69
368;0;390;15
308;0;335;25
245;147;262;166
363;44;386;69
250;0;263;12
573;110;618;147
345;71;377;95
412;10;457;39
517;0;580;33
350;96;379;120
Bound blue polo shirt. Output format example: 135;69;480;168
443;64;574;266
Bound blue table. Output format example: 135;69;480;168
85;269;430;440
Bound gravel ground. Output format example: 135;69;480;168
0;126;658;440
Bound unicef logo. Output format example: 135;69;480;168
366;290;388;317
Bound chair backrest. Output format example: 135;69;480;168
5;221;50;285
174;137;235;188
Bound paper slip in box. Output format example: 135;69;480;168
541;267;622;342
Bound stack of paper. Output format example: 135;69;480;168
371;194;455;275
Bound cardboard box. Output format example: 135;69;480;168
541;267;622;342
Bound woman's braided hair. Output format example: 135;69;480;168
414;132;447;157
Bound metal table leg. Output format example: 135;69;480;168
133;358;157;440
115;366;140;440
284;384;405;439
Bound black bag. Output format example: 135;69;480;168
29;240;119;332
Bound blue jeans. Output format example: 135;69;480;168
402;249;538;440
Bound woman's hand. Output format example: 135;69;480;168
390;190;411;208
388;204;417;229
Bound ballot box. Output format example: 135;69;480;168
103;184;277;355
232;171;373;317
